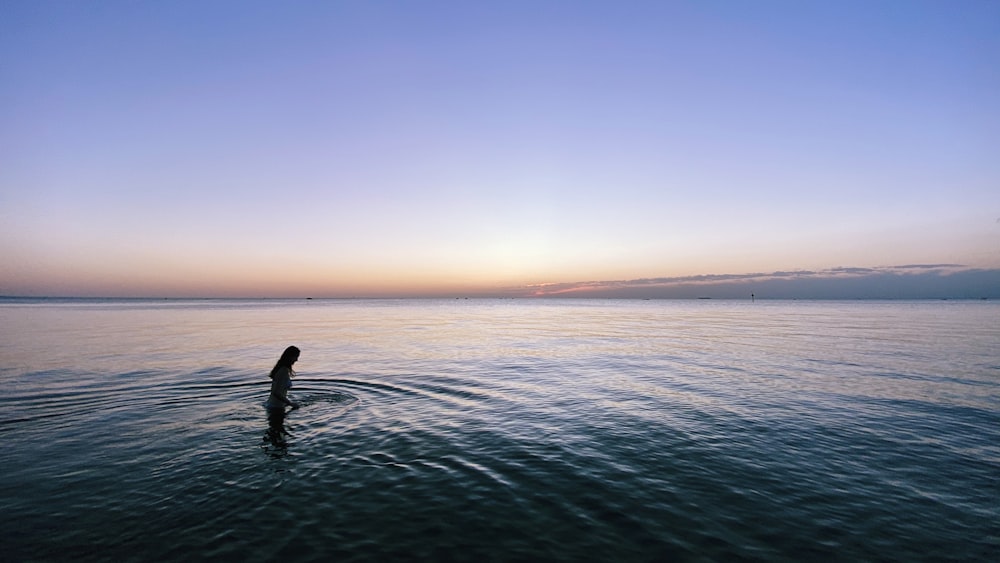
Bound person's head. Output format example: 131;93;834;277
270;345;300;378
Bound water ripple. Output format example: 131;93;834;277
2;299;998;561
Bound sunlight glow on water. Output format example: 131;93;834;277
1;298;998;561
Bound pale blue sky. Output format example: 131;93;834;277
1;1;998;297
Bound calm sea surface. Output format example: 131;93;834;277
1;298;997;561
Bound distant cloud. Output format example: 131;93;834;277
516;264;996;299
892;264;965;270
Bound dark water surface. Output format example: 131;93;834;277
1;298;997;561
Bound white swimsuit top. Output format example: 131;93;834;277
264;369;293;409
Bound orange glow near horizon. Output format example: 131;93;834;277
1;3;998;299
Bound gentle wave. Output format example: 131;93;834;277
1;299;998;561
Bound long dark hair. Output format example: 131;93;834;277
270;345;300;378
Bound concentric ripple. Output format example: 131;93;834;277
1;298;997;561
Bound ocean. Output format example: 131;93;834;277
1;298;997;561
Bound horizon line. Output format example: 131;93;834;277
2;264;997;301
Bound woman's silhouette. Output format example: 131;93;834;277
266;345;300;411
264;346;299;448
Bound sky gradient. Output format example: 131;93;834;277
2;1;998;298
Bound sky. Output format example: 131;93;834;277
1;1;998;298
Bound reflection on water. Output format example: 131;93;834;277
0;298;998;561
263;407;290;454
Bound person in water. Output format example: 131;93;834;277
266;345;300;411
